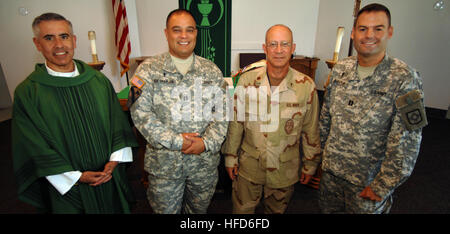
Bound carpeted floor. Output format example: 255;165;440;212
1;109;449;214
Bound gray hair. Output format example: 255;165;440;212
32;12;73;37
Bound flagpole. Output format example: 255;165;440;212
126;71;129;86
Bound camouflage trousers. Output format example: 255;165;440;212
147;155;218;214
319;171;392;214
232;176;294;214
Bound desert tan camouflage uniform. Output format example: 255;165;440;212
222;65;322;213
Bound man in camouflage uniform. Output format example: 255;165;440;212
221;25;322;214
319;3;427;214
130;9;228;214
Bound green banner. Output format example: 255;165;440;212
179;0;231;77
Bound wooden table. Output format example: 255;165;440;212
87;61;105;71
290;56;320;81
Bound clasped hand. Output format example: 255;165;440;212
79;161;118;186
181;133;205;155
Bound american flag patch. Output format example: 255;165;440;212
131;76;145;89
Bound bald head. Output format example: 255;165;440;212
263;24;296;75
265;24;293;43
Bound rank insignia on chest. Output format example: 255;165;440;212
131;75;145;89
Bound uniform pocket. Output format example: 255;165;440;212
280;105;305;137
144;150;182;179
199;151;220;169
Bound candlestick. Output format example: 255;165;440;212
333;27;345;61
88;31;98;63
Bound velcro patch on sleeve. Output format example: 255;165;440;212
127;85;143;108
395;90;428;131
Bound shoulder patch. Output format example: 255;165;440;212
232;60;266;87
395;90;428;131
127;75;145;108
127;85;143;108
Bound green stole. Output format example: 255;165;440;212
12;60;138;213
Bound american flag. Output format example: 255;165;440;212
112;0;131;77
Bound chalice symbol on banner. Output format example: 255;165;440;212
197;0;215;61
198;0;213;26
186;0;224;62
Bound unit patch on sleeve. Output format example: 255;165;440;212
127;75;145;108
395;89;428;131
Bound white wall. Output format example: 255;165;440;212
313;0;354;89
0;0;141;99
123;0;142;83
129;0;177;77
134;0;320;75
231;0;320;74
1;0;448;110
314;0;450;110
135;0;178;56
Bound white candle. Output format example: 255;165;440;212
90;39;97;55
334;27;345;54
88;31;97;55
333;27;345;61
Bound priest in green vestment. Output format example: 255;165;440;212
11;13;138;213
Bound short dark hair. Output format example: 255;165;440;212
354;3;391;27
32;12;73;37
166;9;197;28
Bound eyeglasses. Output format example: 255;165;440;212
266;41;292;50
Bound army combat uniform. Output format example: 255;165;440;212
221;65;322;214
319;55;427;214
130;52;228;214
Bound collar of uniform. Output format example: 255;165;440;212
162;52;197;75
259;68;271;97
354;53;393;81
261;67;295;96
372;53;393;79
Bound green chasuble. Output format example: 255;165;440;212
12;60;138;213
